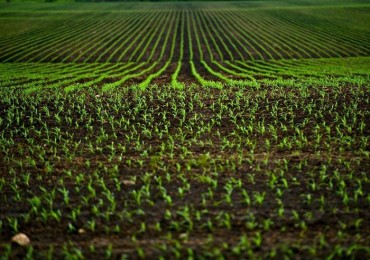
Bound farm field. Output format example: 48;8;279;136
0;0;370;258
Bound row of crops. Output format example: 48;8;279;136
0;57;369;92
0;3;369;90
1;8;369;63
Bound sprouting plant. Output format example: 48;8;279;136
253;191;266;205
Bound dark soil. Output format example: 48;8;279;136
0;85;369;259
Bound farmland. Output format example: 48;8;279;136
1;0;370;259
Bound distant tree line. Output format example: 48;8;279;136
4;0;248;3
75;0;241;1
75;0;246;2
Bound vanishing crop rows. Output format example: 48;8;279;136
0;5;369;90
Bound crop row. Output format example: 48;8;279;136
0;57;369;92
0;6;369;63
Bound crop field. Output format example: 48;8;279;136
0;0;370;259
